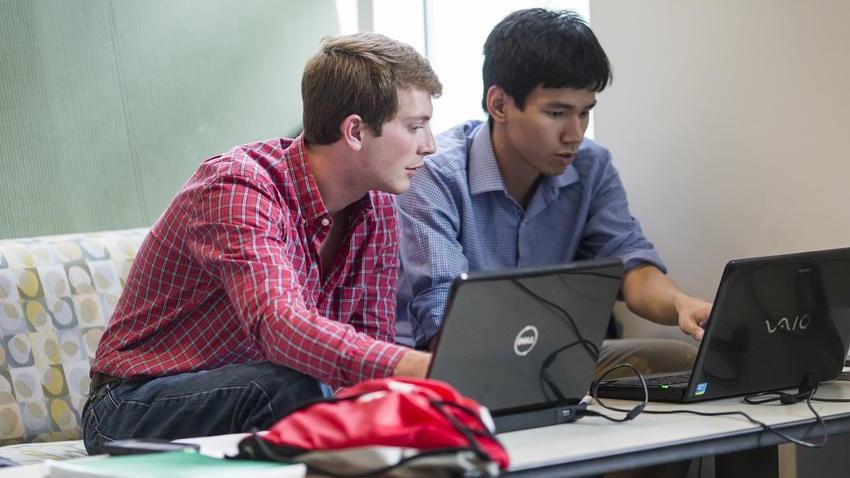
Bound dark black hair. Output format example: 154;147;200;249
482;8;612;112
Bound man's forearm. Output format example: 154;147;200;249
393;349;432;378
622;264;713;340
622;264;685;325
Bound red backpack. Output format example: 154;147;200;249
236;377;510;477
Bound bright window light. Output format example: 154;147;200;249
367;0;593;135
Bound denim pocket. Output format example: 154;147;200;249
82;387;118;453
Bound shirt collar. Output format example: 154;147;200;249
468;123;579;197
544;161;580;191
468;125;507;195
283;135;375;226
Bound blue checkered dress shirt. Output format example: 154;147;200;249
397;120;665;346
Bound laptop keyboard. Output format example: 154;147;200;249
610;373;691;387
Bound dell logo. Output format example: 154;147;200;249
514;325;539;356
765;314;812;334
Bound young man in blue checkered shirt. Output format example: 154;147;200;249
397;9;712;380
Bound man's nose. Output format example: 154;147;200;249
561;115;585;144
420;127;437;155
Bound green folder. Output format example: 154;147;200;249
44;450;306;478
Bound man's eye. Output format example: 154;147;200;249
580;110;591;118
546;111;564;118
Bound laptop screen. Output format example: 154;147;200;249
427;260;623;415
688;248;850;400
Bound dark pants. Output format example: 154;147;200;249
82;362;324;454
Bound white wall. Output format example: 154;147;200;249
590;0;850;339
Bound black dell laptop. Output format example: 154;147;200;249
427;259;623;432
596;248;850;403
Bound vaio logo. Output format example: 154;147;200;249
765;314;811;334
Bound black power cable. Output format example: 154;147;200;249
590;368;829;448
581;363;647;423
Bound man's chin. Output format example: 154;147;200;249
545;165;570;176
380;180;410;195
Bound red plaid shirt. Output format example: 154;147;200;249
92;136;406;387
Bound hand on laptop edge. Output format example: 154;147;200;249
674;293;713;341
393;349;432;378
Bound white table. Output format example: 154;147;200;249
5;380;850;477
501;379;850;476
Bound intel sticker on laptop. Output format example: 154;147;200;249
695;382;708;396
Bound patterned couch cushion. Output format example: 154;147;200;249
0;439;87;466
0;229;147;446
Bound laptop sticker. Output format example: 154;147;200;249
695;382;708;396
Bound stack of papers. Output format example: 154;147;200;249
43;450;306;478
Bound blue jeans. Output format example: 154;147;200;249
82;362;324;454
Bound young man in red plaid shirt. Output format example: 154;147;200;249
83;33;441;452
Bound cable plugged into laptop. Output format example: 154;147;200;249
591;368;830;448
578;402;646;422
745;371;820;405
581;364;648;423
781;373;818;404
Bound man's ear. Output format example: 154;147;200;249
486;85;510;123
340;114;365;152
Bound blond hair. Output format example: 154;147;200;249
302;32;442;145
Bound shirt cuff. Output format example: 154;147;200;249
349;339;407;384
621;249;667;274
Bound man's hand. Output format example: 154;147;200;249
674;294;712;341
392;349;432;378
623;264;713;340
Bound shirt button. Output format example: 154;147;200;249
321;218;330;227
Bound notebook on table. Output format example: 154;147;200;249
44;449;305;478
595;248;850;403
427;259;624;432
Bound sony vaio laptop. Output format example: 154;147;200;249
596;248;850;403
427;259;624;432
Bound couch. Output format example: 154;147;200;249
0;228;148;466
